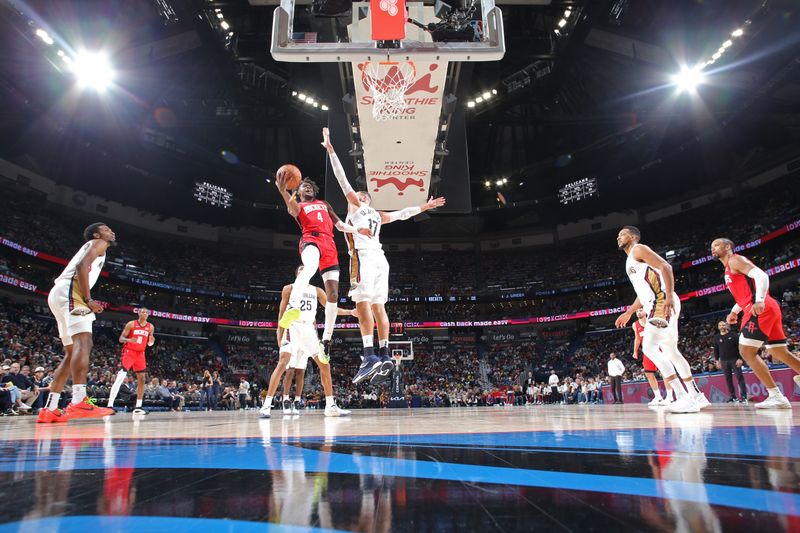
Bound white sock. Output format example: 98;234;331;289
45;392;61;412
264;395;273;407
379;339;389;348
326;396;335;407
135;398;143;408
71;384;87;405
107;369;127;407
652;389;663;400
322;302;338;341
767;387;781;397
669;380;687;399
362;335;373;348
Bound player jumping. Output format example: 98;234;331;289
322;127;445;385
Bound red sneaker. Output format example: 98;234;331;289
36;408;70;423
64;397;115;419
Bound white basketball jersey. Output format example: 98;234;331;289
55;241;106;289
346;204;382;252
625;247;666;315
294;284;318;323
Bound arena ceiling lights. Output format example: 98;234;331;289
290;91;328;111
671;21;749;93
466;88;498;108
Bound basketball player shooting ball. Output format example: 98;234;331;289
322;127;445;385
274;166;371;362
614;226;709;413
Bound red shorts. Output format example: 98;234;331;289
121;348;147;373
299;234;339;274
740;298;787;348
642;354;658;373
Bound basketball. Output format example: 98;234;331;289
277;164;302;189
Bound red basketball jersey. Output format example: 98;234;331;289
724;254;772;309
634;320;645;342
297;200;333;237
126;321;153;352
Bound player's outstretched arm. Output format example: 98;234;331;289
327;203;372;236
275;171;300;217
321;128;361;208
380;196;446;225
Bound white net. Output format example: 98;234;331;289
362;61;416;121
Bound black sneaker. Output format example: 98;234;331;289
370;357;395;386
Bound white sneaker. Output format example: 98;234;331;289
259;406;272;418
17;403;31;411
657;397;671;406
291;401;300;415
667;395;700;414
324;404;351;417
754;394;791;410
648;396;664;406
282;399;291;415
693;393;711;409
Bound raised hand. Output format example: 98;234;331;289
321;127;334;153
423;196;446;211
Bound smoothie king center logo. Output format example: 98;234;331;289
369;162;428;196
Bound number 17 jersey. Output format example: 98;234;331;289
346;204;382;251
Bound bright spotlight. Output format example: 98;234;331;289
220;21;230;30
321;105;329;111
482;91;491;99
564;9;571;17
72;51;114;91
557;18;567;28
712;52;722;60
672;66;704;93
731;28;744;37
467;101;475;108
722;40;732;48
298;93;307;101
475;96;483;103
491;89;498;95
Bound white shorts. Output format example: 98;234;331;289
47;281;95;346
281;322;319;370
643;293;680;345
348;249;389;304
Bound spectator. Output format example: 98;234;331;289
238;376;250;410
1;362;38;412
548;370;559;404
607;353;625;404
31;366;50;410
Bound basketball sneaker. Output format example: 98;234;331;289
324;404;351;417
292;400;301;415
369;357;395;386
317;340;331;365
282;399;292;415
131;408;148;415
279;307;301;329
754;394;791;409
36;408;70;423
647;396;664;406
65;397;115;419
793;374;800;390
259;405;272;419
693;392;711;410
352;355;382;384
667;395;700;414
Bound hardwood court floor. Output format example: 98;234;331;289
1;404;798;531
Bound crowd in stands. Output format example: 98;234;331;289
2;282;798;415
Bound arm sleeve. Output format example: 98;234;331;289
384;206;422;222
334;220;358;234
329;152;354;196
731;303;742;314
746;266;769;302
